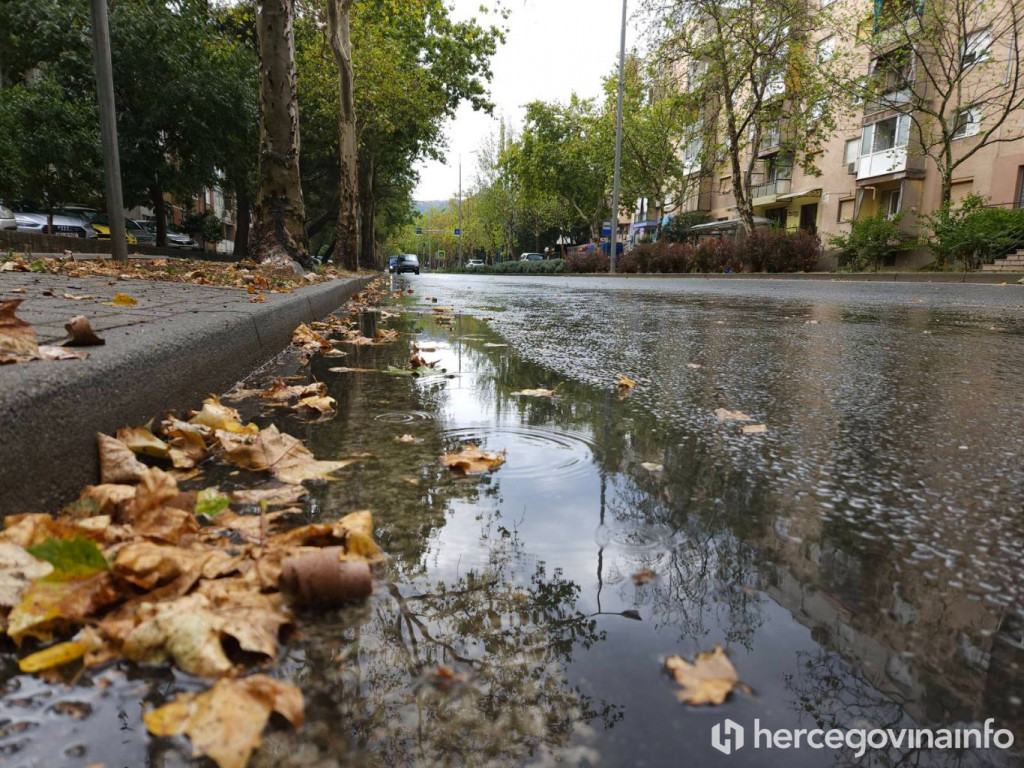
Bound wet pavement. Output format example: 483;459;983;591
3;274;1024;767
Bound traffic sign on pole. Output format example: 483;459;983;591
415;227;423;235
454;228;461;236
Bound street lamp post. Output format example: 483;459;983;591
457;155;463;269
609;0;628;274
90;0;127;263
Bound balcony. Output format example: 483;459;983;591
856;147;908;180
752;178;792;206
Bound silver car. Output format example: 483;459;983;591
0;204;16;231
15;211;97;238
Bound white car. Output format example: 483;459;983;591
466;259;485;268
0;204;15;231
519;252;544;262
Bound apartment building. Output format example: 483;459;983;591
670;0;1024;267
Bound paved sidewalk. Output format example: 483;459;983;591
0;272;371;514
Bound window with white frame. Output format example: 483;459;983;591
844;138;859;165
817;36;836;63
861;113;911;155
963;28;992;68
952;107;981;138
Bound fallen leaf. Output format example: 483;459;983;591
8;563;119;645
617;375;636;393
714;408;753;423
116;426;169;459
512;384;562;397
144;675;303;768
249;293;266;303
327;366;378;373
36;346;89;360
0;299;39;362
101;293;137;307
395;434;423;444
17;629;102;673
97;433;148;484
195;488;230;517
62;315;105;347
440;444;507;476
260;380;325;405
632;569;656;585
0;543;53;613
665;645;751;705
62;293;94;301
741;424;767;435
230;485;307;507
640;462;664;472
294;395;336;417
376;328;399;343
217;425;354;484
190;397;258;434
27;537;109;577
686;363;702;370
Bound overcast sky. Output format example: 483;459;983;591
413;0;642;201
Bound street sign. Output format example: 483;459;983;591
454;228;461;236
437;250;446;259
415;227;423;235
602;221;613;237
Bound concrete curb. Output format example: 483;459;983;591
1;275;373;515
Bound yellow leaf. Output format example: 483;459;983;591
617;374;636;392
101;293;138;307
665;645;751;705
144;675;303;768
97;433;148;484
217;425;354;484
440;444;507;476
741;424;767;434
116;426;169;459
7;571;120;644
713;408;753;423
18;635;94;673
189;397;258;434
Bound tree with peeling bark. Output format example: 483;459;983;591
325;0;359;270
254;0;310;270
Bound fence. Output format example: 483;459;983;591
0;229;213;260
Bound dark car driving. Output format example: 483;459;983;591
396;254;420;275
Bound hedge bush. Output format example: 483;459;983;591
927;195;1024;270
604;230;819;274
449;259;564;275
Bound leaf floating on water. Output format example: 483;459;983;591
62;315;105;347
665;645;751;706
512;383;562;398
713;408;753;423
101;293;137;307
617;374;636;394
190;397;258;435
741;424;767;435
640;462;664;473
327;366;378;374
294;395;337;418
217;424;355;484
440;444;507;476
376;328;399;343
395;434;423;444
144;675;304;768
260;380;325;405
632;569;656;585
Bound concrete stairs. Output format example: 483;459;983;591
983;251;1024;272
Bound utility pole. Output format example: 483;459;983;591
457;155;463;268
90;0;127;262
427;207;431;269
609;0;627;274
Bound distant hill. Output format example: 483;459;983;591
415;200;448;214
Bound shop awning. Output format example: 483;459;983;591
776;187;822;202
687;216;772;233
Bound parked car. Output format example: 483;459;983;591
466;259;485;268
519;252;545;262
388;255;402;273
139;220;199;249
396;254;420;275
14;211;97;238
84;212;137;244
125;218;156;245
0;204;16;231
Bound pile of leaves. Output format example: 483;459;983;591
0;397;382;768
0;253;352;292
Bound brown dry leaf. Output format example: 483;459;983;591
74;484;137;516
0;544;53;614
36;345;89;361
116;426;169;459
617;374;636;393
217;424;354;484
665;645;750;705
8;571;121;645
97;433;148;484
62;315;105;347
376;328;399;343
62;293;94;301
640;462;664;472
440;444;507;476
249;293;267;304
101;293;137;307
395;434;423;444
290;323;331;353
632;569;656;585
260;380;325;404
294;395;336;417
163;421;210;469
230;485;307;507
144;675;303;768
714;408;753;423
741;424;768;435
512;386;561;397
0;299;39;362
190;397;258;434
112;541;239;591
328;366;378;373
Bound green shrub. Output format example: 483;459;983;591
829;215;915;271
182;209;223;245
927;195;1024;270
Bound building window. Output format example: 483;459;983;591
963;28;992;68
861;114;910;155
880;188;902;218
817;36;836;63
844;138;860;166
867;49;913;111
838;197;855;222
952;107;981;139
720;176;733;195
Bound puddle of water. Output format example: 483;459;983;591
2;280;1023;767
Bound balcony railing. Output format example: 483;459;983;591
752;178;792;200
856;147;908;180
